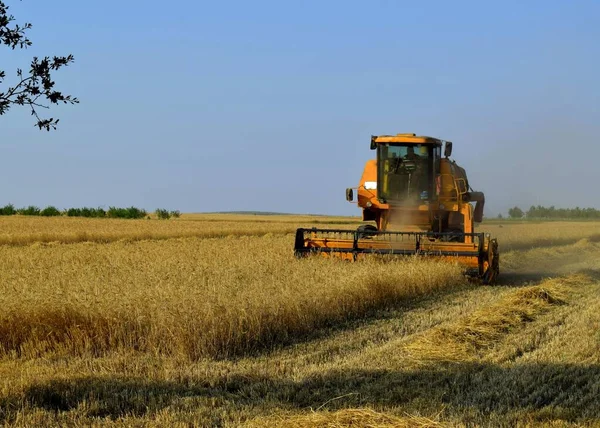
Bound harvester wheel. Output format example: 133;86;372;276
441;228;465;242
357;224;378;239
482;238;500;285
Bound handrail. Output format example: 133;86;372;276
438;173;468;202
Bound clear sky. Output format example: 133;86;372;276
2;0;599;216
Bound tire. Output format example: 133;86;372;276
357;224;378;239
441;228;465;242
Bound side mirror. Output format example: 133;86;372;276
444;141;453;157
370;135;377;150
346;188;354;202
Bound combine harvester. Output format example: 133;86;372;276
294;133;499;284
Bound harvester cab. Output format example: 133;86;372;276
294;133;499;284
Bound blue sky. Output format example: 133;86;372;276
2;0;599;215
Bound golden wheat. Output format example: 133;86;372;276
481;221;600;251
1;215;597;251
0;235;464;359
182;213;362;224
1;215;599;426
0;215;360;246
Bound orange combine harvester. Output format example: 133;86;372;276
294;133;499;284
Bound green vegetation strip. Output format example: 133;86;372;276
0;204;181;219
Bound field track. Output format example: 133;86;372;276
0;215;599;426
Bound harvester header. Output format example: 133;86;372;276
295;132;499;284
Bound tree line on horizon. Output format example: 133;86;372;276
500;205;600;220
0;204;181;220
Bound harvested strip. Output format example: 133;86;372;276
404;274;590;362
243;408;444;428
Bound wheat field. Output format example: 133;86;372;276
0;214;599;426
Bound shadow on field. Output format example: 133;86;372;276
2;362;599;424
0;376;207;419
496;271;550;285
291;363;600;422
497;268;600;287
577;268;600;281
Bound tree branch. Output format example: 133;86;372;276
0;1;78;131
